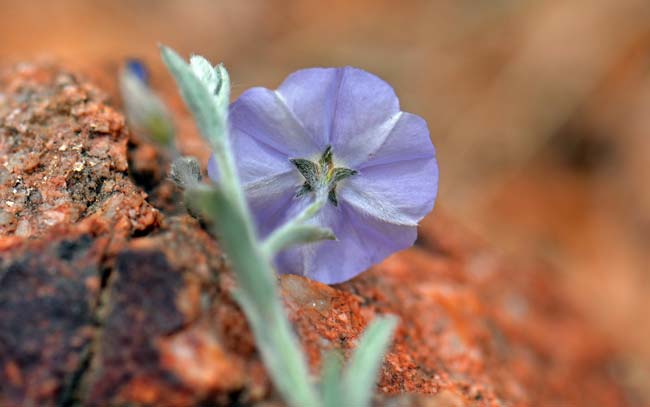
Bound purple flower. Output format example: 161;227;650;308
209;67;438;284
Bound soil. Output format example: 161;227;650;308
0;63;633;406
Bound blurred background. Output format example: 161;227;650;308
1;0;648;398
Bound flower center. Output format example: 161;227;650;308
290;145;357;206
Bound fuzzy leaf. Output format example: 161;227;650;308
170;156;201;189
190;55;218;92
160;46;226;149
185;185;273;306
343;315;398;407
320;351;343;407
119;65;175;148
186;185;319;407
214;63;231;113
263;224;335;258
189;55;231;115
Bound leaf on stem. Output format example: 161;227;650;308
170;156;202;189
189;55;231;112
343;315;398;407
160;46;226;149
320;351;344;407
119;62;175;149
262;224;335;259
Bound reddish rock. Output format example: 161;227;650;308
279;231;627;406
80;216;268;406
0;63;160;405
0;229;107;407
0;63;633;406
0;63;161;252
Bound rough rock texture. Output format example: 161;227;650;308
80;216;268;406
0;228;105;406
0;64;632;406
280;222;628;406
0;63;160;251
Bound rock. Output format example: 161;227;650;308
0;229;106;407
80;216;267;406
0;62;161;251
0;63;161;406
281;229;628;406
0;63;632;406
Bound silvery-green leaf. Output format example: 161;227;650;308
320;351;343;407
185;185;273;305
214;63;231;112
190;55;218;92
185;185;319;407
343;315;398;407
160;46;226;149
189;55;230;115
170;156;201;189
119;66;175;148
162;46;244;210
262;224;335;259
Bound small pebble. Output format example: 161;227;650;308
0;208;13;226
15;219;31;237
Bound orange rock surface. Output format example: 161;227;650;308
0;64;631;406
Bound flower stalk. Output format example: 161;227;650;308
161;46;319;407
261;188;333;259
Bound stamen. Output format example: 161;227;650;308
291;146;357;206
290;158;319;188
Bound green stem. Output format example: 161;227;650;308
262;189;328;257
162;47;397;407
162;46;320;407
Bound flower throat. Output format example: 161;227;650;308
290;145;357;206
